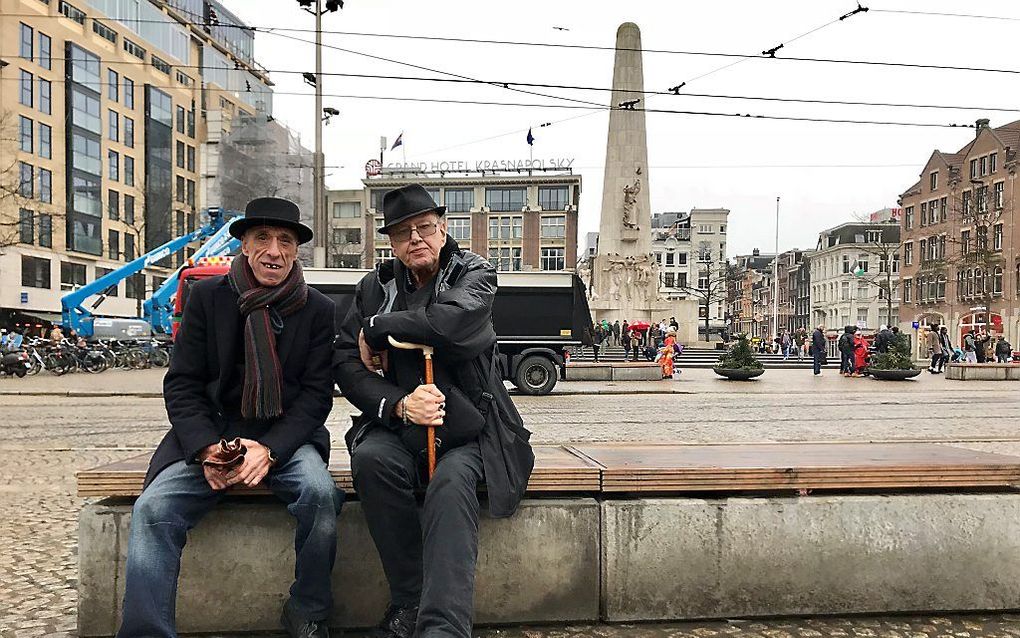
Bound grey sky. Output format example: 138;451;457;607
222;0;1020;259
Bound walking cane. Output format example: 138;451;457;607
387;336;438;479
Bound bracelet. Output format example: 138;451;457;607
401;396;409;426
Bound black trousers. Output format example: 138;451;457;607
351;427;484;638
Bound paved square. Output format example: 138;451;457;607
2;367;1019;637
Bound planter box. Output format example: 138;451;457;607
869;368;922;381
712;367;765;381
946;363;1020;381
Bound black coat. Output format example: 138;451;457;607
145;275;336;488
333;237;534;518
811;328;826;355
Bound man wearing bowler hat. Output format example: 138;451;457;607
117;197;341;638
334;185;534;638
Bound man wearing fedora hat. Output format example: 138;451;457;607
117;197;341;638
335;185;534;638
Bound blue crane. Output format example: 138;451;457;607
60;208;240;338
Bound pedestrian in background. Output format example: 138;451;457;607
612;320;621;346
927;325;943;373
780;330;792;360
838;326;856;377
995;335;1012;363
938;326;954;372
621;328;632;360
592;323;604;363
810;324;826;375
794;328;807;361
975;330;989;363
964;330;978;363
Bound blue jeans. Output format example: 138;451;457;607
813;350;825;374
116;445;343;638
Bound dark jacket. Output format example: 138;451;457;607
874;328;894;353
996;339;1012;356
811;328;826;355
838;327;856;354
333;237;534;518
145;275;336;488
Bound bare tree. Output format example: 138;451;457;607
855;238;905;326
673;255;740;342
328;233;366;268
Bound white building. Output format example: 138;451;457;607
810;222;901;332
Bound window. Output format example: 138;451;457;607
930;171;938;191
123;38;145;59
95;267;118;296
151;56;171;75
961;230;971;254
538;186;569;210
93;19;117;44
698;270;710;290
123;77;135;109
994;267;1004;295
123;117;134;148
39;214;52;248
940;197;948;222
919;240;926;262
59;1;86;24
375;248;393;262
962;191;971;215
720;225;726;234
38;123;51;159
35;78;51;117
980;156;988;176
904;206;913;230
108;110;119;142
995;182;1004;209
903;242;913;266
107;228;119;259
186;180;195;208
488;247;522;271
485;188;526;212
69;43;100;91
176;71;193;87
447;217;471;241
124;195;135;224
920;202;927;226
61;262;87;290
19;209;34;244
445;189;474;213
665;252;675;266
488;216;522;240
108;189;119;220
38;32;51;70
990;152;998;173
19;163;34;198
186;146;195;172
39;169;51;203
187;107;195;137
331;228;362;245
20;23;34;60
176;106;186;133
540;215;566;239
857;308;869;325
970;159;978;179
124;156;134;186
107;69;119;102
842;255;850;274
176;141;185;169
841;281;850;301
994;224;1003;251
677;252;688;265
19;116;34;153
108;150;120;181
903;279;912;303
370;189;392;211
332;202;361;218
123;233;135;260
21;256;51;289
662;272;675;288
176;176;186;203
977;186;988;213
126;274;146;300
20;70;33;107
976;226;988;251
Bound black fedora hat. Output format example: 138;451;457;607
229;197;314;244
379;184;446;235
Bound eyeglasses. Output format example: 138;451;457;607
389;221;440;243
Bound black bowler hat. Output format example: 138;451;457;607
379;184;446;235
229;197;314;244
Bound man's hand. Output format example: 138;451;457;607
199;443;230;490
359;329;388;373
225;439;274;488
403;384;446;426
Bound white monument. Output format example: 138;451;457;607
589;22;697;342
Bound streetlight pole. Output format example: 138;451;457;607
773;196;780;337
312;0;325;267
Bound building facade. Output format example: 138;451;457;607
898;118;1020;348
727;249;774;338
650;208;729;334
326;169;581;272
788;250;814;331
1;0;273;329
810;222;901;333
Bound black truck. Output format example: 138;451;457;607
305;268;592;395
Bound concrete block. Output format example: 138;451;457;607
565;364;613;381
1009;366;1020;380
602;494;1020;621
79;498;599;636
946;363;1018;381
611;365;661;381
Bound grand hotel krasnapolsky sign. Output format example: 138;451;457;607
366;158;576;176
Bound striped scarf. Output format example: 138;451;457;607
227;256;308;420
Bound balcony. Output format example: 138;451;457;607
654;228;691;242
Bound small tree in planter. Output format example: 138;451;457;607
714;333;764;380
869;332;921;380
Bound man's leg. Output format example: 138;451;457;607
417;442;484;638
117;461;220;638
351;427;422;608
268;444;344;622
813;351;822;375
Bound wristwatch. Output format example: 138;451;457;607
266;446;278;466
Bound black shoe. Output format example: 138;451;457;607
369;604;418;638
281;605;333;638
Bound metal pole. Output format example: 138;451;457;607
773;196;780;337
312;0;326;267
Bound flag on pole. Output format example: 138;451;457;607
852;261;866;277
526;128;535;146
390;133;403;151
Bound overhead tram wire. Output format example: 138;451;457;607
9;14;1020;76
9;52;1019;114
870;9;1020;22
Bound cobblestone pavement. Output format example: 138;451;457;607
3;369;1020;637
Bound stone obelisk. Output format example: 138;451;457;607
589;22;662;324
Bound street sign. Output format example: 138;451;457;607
365;159;382;176
20;292;28;304
912;321;920;329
